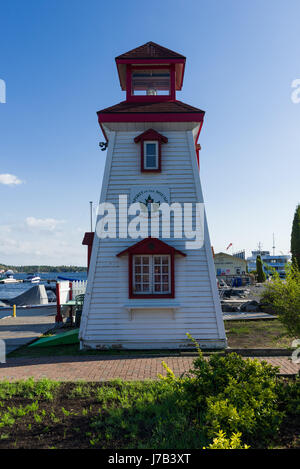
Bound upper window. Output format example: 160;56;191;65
131;68;171;96
144;141;158;170
134;129;168;173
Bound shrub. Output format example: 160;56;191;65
159;335;284;447
261;266;300;338
203;430;250;449
256;255;266;283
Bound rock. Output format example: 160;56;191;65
239;300;261;312
221;304;239;312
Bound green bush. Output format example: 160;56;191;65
203;430;250;449
261;266;300;338
256;255;266;283
158;336;284;448
276;377;300;416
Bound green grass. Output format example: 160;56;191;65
0;370;298;449
8;342;183;359
8;319;293;359
225;319;294;348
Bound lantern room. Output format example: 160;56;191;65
115;41;186;102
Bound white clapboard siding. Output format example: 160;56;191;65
79;129;226;350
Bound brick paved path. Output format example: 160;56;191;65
0;355;298;381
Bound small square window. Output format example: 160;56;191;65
144;141;158;170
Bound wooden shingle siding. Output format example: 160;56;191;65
79;129;226;350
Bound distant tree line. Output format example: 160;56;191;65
0;264;87;273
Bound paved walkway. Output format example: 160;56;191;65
0;306;56;354
0;354;298;381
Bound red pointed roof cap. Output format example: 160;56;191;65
115;41;186;60
115;42;186;91
116;237;186;257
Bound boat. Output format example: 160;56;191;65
0;277;22;284
0;270;22;284
24;273;41;284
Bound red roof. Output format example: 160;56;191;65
116;237;186;257
98;100;204;115
82;232;94;246
115;42;186;91
115;42;186;61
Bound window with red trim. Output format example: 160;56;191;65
116;237;186;299
134;129;168;173
133;254;171;294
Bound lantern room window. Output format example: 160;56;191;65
131;69;171;96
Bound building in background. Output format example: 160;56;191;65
247;251;290;277
214;252;248;277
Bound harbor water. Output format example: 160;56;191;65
0;272;87;302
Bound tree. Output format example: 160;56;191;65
256;255;266;283
291;204;300;268
261;266;300;338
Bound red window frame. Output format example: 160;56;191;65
126;64;176;102
116;237;186;299
134;129;168;173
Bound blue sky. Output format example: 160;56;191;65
0;0;299;265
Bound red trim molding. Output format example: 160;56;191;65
82;232;95;271
98;112;204;123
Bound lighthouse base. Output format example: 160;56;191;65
80;338;227;351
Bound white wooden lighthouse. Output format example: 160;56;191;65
80;42;226;350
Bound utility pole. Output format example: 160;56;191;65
89;201;93;232
258;241;262;254
272;233;275;256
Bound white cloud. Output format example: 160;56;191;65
25;217;65;232
0;173;23;185
0;221;86;265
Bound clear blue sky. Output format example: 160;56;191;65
0;0;299;265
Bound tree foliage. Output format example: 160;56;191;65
256;255;266;283
261;265;300;338
291;204;300;268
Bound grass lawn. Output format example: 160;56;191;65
0;372;298;450
225;319;295;349
7;319;294;360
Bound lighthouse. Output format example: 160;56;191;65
79;42;226;350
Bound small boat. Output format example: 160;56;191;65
0;277;22;284
24;273;41;284
0;270;22;284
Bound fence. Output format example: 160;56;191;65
55;280;87;322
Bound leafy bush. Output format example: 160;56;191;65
203;430;250;449
276;377;300;416
256;255;266;283
261;266;300;338
159;334;284;447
